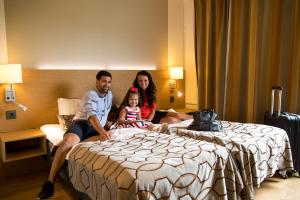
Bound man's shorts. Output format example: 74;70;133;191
65;120;98;141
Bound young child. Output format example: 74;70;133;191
117;87;168;132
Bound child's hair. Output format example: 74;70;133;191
124;87;140;107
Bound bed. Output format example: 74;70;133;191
168;119;294;200
40;99;244;199
67;128;243;200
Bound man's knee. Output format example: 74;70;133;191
59;134;80;152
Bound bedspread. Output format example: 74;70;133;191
174;120;294;200
68;128;243;200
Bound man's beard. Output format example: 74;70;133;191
98;87;108;95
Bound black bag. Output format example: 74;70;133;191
188;109;222;132
264;86;300;172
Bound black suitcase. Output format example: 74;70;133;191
264;86;300;172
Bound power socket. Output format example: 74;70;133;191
6;110;16;120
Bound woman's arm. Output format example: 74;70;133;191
147;109;156;121
137;110;142;120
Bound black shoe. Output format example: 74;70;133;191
37;180;54;199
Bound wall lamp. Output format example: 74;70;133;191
0;64;23;102
169;67;183;106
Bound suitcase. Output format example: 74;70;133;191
264;86;300;173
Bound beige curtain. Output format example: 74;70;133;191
195;0;300;123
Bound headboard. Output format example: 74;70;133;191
0;69;185;132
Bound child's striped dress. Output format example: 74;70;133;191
125;106;148;128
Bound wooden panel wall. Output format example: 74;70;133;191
0;69;185;132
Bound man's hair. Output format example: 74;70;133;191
96;70;112;80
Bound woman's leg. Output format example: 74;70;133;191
166;112;193;120
160;116;181;124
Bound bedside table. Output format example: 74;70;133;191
0;129;47;162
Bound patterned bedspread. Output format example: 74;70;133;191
173;120;294;200
68;128;243;200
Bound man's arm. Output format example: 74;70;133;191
89;115;111;140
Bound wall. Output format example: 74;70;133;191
183;0;198;110
0;0;187;133
0;0;7;63
0;0;185;178
168;0;198;110
4;0;168;69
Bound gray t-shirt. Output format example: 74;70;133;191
73;89;113;127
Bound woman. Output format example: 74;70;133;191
121;70;192;124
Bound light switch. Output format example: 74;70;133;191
5;88;16;102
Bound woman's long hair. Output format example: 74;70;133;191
133;70;156;108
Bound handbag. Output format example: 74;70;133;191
187;109;222;132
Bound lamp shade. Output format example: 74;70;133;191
170;67;183;80
0;64;23;83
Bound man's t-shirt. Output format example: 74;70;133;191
73;89;113;126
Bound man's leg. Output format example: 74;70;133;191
48;133;80;182
37;133;80;199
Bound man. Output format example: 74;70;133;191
37;70;113;199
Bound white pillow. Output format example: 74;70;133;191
40;124;65;146
57;98;81;115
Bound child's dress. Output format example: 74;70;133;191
125;106;148;128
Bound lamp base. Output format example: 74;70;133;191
5;87;16;102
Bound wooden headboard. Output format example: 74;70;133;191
0;69;185;132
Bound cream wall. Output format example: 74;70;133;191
183;0;198;110
168;0;184;68
0;0;7;63
4;0;168;69
168;0;198;110
0;0;185;134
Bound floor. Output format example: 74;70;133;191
0;170;300;200
0;170;78;200
254;174;300;200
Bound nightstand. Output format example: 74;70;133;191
0;129;47;162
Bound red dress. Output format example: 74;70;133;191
140;95;156;120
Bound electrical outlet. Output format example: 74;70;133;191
6;110;16;120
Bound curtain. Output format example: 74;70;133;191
194;0;300;123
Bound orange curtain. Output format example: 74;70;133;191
195;0;300;123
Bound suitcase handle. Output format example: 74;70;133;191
272;86;283;90
271;86;282;116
